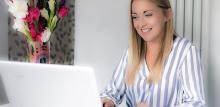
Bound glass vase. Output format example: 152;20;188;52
29;41;50;63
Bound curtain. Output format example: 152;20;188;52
170;0;209;71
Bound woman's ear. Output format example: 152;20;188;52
165;8;173;21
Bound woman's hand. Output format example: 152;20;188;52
101;97;115;107
137;103;149;107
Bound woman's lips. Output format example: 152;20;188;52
141;28;152;33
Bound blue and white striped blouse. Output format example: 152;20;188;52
100;36;206;107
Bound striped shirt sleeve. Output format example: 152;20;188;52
175;46;206;107
100;50;128;106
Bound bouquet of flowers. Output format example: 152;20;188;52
5;0;69;63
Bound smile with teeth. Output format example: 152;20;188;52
141;28;152;33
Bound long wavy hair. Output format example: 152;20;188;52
126;0;174;85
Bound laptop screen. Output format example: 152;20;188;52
0;61;102;107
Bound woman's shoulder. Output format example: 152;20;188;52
174;36;192;47
175;36;200;55
171;36;193;59
173;36;194;52
172;36;200;63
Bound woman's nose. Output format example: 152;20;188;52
139;17;146;28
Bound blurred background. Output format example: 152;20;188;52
0;0;220;107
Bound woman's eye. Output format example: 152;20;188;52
145;13;152;16
132;16;138;20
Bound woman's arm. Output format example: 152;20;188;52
175;46;206;107
100;50;128;106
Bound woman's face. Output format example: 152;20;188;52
132;0;170;43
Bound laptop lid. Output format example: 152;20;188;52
0;61;102;107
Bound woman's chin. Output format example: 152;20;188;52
141;35;154;42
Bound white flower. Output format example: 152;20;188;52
40;8;49;20
6;0;28;19
13;18;26;32
48;0;55;11
41;28;51;43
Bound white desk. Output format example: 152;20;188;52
0;104;9;107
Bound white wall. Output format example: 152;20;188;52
0;0;8;60
74;0;129;92
208;0;220;106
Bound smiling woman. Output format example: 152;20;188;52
100;0;206;107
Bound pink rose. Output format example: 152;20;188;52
24;7;40;23
58;6;69;19
37;34;43;45
29;7;40;21
23;15;32;23
30;29;37;41
28;24;37;41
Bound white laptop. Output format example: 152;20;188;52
0;61;102;107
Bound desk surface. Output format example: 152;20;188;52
0;104;9;107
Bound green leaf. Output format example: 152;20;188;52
22;28;36;53
50;15;58;31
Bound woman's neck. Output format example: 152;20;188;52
146;37;162;55
145;37;162;71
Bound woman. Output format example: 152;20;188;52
100;0;206;107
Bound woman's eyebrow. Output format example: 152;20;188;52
132;10;153;15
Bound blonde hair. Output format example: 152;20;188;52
126;0;174;85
